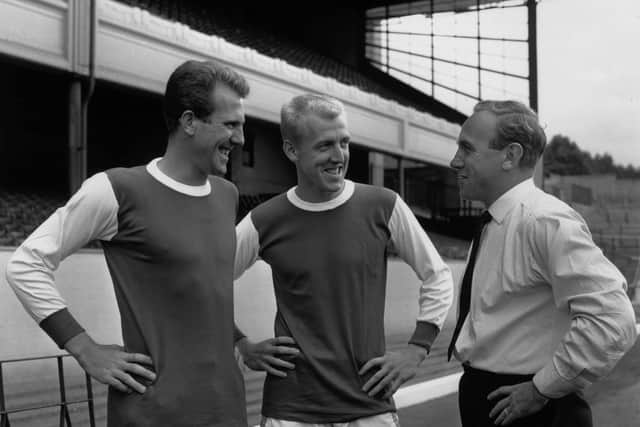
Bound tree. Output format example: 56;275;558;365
618;163;640;179
543;134;640;178
543;134;592;176
591;153;616;175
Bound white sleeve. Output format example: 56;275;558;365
5;172;119;323
388;195;454;330
234;212;260;280
532;213;637;398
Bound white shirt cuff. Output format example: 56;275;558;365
533;361;591;399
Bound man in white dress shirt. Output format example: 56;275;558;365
448;100;637;427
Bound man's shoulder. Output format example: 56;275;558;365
247;192;292;233
352;182;398;205
209;175;238;198
520;186;585;226
252;192;289;216
103;165;148;185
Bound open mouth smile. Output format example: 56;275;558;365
323;166;343;176
217;145;232;160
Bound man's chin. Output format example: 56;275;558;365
210;161;228;176
323;177;344;191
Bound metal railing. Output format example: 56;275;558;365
0;354;95;427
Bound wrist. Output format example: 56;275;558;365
531;380;551;405
407;344;428;364
235;337;251;354
64;332;94;360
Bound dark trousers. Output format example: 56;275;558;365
458;365;592;427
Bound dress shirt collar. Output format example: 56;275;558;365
487;178;535;224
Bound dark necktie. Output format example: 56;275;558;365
447;210;493;361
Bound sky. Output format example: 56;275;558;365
538;0;640;167
373;1;639;167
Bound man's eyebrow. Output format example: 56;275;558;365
457;139;474;150
313;139;333;147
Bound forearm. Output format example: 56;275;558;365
416;270;454;330
535;213;638;398
41;308;86;349
388;195;454;330
5;172;118;337
5;240;70;323
6;230;85;348
533;291;637;398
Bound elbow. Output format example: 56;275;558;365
5;251;20;290
5;246;35;295
615;289;638;352
620;303;638;352
602;299;638;356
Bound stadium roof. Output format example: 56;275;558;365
115;0;466;122
365;0;528;16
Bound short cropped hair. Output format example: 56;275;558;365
473;100;546;169
280;94;345;145
163;60;250;134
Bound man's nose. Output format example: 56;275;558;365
231;128;244;146
450;150;463;169
330;144;345;163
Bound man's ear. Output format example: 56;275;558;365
282;139;297;162
502;142;524;170
179;110;197;136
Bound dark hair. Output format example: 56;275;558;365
474;100;546;169
163;60;250;134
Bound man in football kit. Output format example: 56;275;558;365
235;93;454;426
6;60;252;426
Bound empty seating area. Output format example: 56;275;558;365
0;190;66;247
584;205;640;286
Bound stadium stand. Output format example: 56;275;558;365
114;0;466;123
0;191;66;247
545;175;640;290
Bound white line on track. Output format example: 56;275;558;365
394;371;462;408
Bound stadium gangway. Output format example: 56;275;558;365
0;354;95;427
